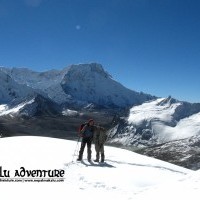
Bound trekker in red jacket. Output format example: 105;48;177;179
77;119;95;162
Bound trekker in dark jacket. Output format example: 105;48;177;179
77;119;95;162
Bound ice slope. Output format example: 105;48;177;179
0;136;196;200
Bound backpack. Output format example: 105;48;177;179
78;122;87;137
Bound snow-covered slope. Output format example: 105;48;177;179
0;67;71;104
0;63;155;107
0;95;60;117
0;136;195;200
0;70;35;104
108;97;200;146
0;99;35;117
61;63;154;107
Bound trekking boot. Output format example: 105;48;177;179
77;150;83;161
94;152;99;162
87;148;92;162
87;152;91;162
77;154;82;161
77;157;82;161
101;153;105;163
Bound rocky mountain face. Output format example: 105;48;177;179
108;97;200;147
136;135;200;170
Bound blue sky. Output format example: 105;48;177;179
0;0;200;102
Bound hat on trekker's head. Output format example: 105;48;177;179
88;119;94;123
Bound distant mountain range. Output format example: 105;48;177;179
1;63;200;143
0;63;154;117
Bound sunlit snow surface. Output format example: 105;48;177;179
1;136;199;200
0;100;34;116
127;98;200;142
62;109;79;116
0;104;7;112
128;98;181;125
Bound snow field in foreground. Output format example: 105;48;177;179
0;136;199;200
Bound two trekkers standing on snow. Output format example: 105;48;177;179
77;119;106;162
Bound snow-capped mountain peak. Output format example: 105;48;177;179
128;97;182;126
0;63;155;107
65;63;112;79
61;63;154;107
108;97;200;146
